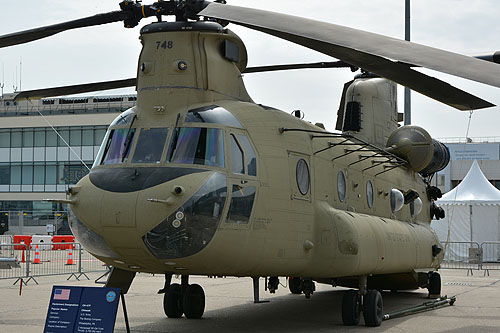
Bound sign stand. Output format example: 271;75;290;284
44;285;125;332
121;292;131;333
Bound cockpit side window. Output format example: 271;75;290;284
93;108;137;167
132;128;169;164
226;185;256;224
237;134;257;176
230;134;244;174
167;127;225;168
101;128;136;165
185;105;242;128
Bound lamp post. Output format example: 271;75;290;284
404;0;411;125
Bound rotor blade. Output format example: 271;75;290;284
244;61;355;73
0;11;133;48
200;3;499;110
14;78;136;101
475;51;500;64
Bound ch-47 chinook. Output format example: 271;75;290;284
3;0;500;327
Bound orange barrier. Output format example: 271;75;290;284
13;235;32;250
52;236;75;250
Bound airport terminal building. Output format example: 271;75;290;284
0;93;136;234
431;139;500;193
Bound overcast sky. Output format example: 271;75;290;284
1;0;499;139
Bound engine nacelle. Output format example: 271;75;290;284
386;125;450;175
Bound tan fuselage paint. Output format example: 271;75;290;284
70;23;443;284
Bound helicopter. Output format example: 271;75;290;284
2;0;500;327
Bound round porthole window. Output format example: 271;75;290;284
410;197;423;217
390;189;405;213
296;159;310;195
366;180;374;208
337;170;346;202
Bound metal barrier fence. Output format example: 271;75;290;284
440;241;482;274
0;235;14;256
0;242;108;284
1;210;69;235
0;244;29;283
4;240;498;283
481;242;500;275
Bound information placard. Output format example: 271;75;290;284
44;286;121;333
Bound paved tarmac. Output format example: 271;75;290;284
1;269;499;332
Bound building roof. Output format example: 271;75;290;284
438;160;500;204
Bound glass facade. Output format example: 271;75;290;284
0;125;106;192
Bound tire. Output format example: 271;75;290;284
183;284;205;319
341;289;361;326
363;289;383;327
428;272;441;297
164;283;183;318
289;277;302;294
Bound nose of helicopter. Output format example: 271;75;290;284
67;167;227;264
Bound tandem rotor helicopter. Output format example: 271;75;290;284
3;0;500;327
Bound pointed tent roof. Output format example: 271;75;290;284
438;160;500;204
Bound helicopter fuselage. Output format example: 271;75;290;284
68;21;443;289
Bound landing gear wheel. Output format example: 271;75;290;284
289;277;302;294
428;272;441;297
363;289;383;327
341;289;361;326
183;283;205;319
164;283;183;318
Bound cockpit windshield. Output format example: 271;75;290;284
132;128;169;164
167;127;224;168
101;128;136;165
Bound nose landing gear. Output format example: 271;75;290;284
160;274;206;319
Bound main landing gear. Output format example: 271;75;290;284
159;274;206;319
287;277;316;298
428;271;441;298
342;276;383;327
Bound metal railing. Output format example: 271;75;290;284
1;211;68;235
0;242;108;284
440;241;482;274
440;241;500;276
0;94;136;117
3;240;500;283
0;244;28;283
480;242;500;275
435;136;500;144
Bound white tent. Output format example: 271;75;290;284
431;160;500;262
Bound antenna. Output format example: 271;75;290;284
12;68;17;92
404;0;411;125
19;57;22;92
0;63;4;97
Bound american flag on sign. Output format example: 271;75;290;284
53;288;71;300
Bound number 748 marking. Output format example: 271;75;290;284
156;41;173;49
